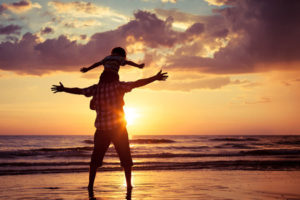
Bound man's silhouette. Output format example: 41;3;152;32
52;70;168;198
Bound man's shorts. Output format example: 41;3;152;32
90;126;133;168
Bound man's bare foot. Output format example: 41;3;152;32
88;185;94;199
126;186;132;200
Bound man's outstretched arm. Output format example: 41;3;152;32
131;70;168;88
51;82;83;95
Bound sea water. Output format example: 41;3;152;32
0;135;299;175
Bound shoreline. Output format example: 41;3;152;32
1;169;300;200
2;163;300;176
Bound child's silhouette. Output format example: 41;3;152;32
80;47;144;82
81;47;144;110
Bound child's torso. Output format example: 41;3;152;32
103;55;125;72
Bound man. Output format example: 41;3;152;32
51;70;168;198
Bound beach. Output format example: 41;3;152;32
1;135;300;199
1;170;300;200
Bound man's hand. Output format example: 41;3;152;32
51;82;65;93
80;67;89;73
138;63;145;69
155;70;168;81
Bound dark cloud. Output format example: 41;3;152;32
40;27;54;35
155;8;227;39
1;0;36;13
1;1;299;75
0;24;22;35
0;10;199;74
185;23;205;35
12;0;30;7
166;0;300;73
80;34;87;40
0;5;6;14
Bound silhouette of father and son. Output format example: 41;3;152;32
52;47;168;199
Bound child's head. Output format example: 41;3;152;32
111;47;126;58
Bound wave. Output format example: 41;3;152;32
1;148;300;159
130;139;176;144
83;140;93;144
82;138;176;145
276;140;300;145
0;147;93;158
1;160;299;175
240;149;300;156
157;146;209;150
215;143;256;149
210;137;259;142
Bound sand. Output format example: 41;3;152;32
1;170;300;200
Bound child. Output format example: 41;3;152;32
80;47;144;110
80;47;144;83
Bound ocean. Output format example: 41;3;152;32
1;135;300;176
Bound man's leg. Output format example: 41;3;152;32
112;127;134;189
88;163;98;190
88;130;111;195
124;166;132;189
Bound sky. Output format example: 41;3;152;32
0;0;299;135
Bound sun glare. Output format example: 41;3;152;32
124;107;140;126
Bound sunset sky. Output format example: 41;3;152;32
0;0;299;135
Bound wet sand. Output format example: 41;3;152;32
1;170;300;200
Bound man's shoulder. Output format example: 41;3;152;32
96;81;135;93
82;84;98;97
85;84;98;89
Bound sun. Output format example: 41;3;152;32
124;107;140;126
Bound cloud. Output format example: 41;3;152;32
146;76;248;91
281;77;300;86
0;24;21;35
1;0;41;13
63;19;102;29
245;97;272;105
204;0;229;6
40;27;54;35
0;5;6;15
165;0;300;73
1;1;300;76
161;0;177;3
0;10;200;74
48;1;127;21
231;96;272;105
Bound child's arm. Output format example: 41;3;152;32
80;60;104;73
125;60;145;69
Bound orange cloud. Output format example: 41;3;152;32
1;0;41;13
48;1;128;21
161;0;177;3
204;0;229;6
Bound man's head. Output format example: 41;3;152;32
99;70;119;83
111;47;126;58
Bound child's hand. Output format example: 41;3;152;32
139;63;145;69
80;67;89;73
